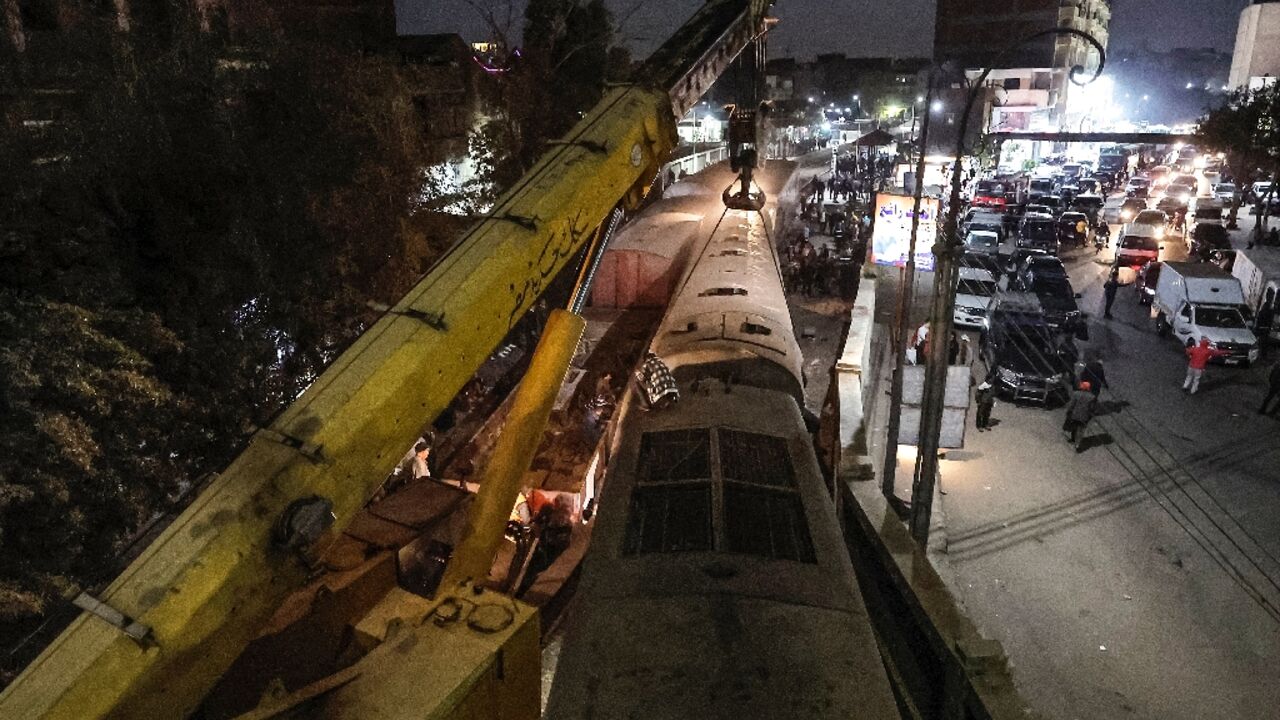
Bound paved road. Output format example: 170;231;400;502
932;195;1280;719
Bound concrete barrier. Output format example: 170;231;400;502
834;276;1037;720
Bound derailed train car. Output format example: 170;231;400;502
545;207;900;719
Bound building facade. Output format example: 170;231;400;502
1230;0;1280;90
934;0;1110;137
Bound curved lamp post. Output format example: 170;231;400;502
908;27;1107;547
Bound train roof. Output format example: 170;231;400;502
650;209;804;396
544;385;897;719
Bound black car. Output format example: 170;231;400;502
981;295;1076;405
1189;223;1231;260
1038;195;1064;214
1090;171;1116;193
1057;211;1091;245
1024;275;1084;338
1018;216;1060;254
1155;195;1187;215
1014;253;1068;287
1073;194;1105;221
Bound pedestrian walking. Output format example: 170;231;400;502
975;380;996;431
1260;362;1280;415
1081;357;1108;398
1063;381;1097;451
910;322;931;364
1183;336;1229;394
1103;269;1119;319
954;335;973;366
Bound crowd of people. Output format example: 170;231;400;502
782;165;879;300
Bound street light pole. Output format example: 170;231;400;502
883;74;936;498
908;28;1106;547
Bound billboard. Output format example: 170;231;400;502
871;193;939;272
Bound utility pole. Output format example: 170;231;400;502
908;28;1106;547
882;77;935;498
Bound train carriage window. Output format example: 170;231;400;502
718;430;795;487
699;287;748;297
623;485;713;554
739;322;772;336
636;429;711;483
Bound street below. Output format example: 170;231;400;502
918;195;1280;719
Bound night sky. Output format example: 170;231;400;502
396;0;1250;59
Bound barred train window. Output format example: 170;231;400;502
623;429;713;554
636;428;710;483
623;428;815;563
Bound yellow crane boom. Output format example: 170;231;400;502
0;2;772;717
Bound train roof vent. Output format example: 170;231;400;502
636;429;711;482
717;248;748;257
719;429;814;563
623;485;713;555
724;484;816;563
624;429;714;555
718;430;795;488
700;287;748;297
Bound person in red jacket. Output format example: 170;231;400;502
1183;337;1230;394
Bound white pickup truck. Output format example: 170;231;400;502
1153;262;1259;366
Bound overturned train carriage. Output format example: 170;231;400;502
545;207;899;719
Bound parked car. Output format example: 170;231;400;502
1073;192;1105;220
964;229;1002;258
1018;215;1060;254
1022;273;1084;337
1189;223;1231;260
981;292;1076;405
1010;253;1068;289
1057;211;1091;246
1215;182;1238;205
954;266;999;329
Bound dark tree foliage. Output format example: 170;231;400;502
0;16;444;658
1198;83;1280;223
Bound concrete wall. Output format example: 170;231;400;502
834;276;1037;719
1230;3;1280;89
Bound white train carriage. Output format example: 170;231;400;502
545;209;899;719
